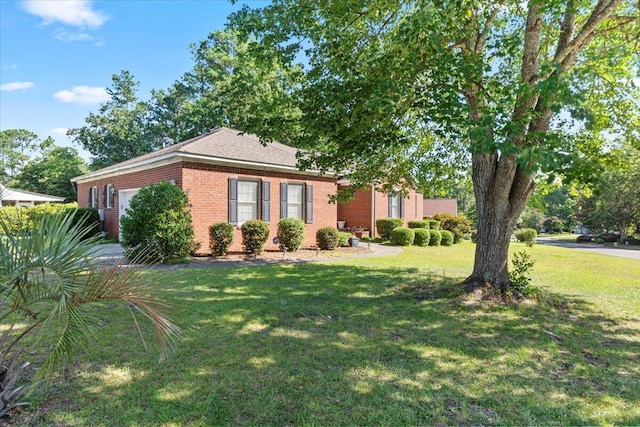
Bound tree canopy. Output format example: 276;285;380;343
230;0;639;290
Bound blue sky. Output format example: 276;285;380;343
0;0;268;159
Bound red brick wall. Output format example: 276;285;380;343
182;162;336;253
423;199;457;217
76;161;337;254
76;162;183;239
339;185;423;237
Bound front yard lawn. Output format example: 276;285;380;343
9;243;640;426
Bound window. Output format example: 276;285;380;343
237;180;258;223
280;183;313;223
107;184;115;208
388;193;404;218
228;178;270;225
287;184;303;219
89;186;98;209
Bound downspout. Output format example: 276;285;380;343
370;185;375;238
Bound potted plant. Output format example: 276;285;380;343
351;226;366;238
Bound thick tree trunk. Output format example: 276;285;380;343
463;153;534;292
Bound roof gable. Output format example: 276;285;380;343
71;127;313;182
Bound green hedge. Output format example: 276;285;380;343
407;220;430;229
338;231;351;247
391;227;415;246
413;228;431;246
316;227;339;250
241;220;270;253
515;228;537;247
427;219;441;230
0;203;99;240
433;213;472;244
376;218;404;240
429;229;442;246
440;230;454;246
209;222;235;256
120;182;196;262
277;217;305;251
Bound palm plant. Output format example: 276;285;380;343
0;210;180;416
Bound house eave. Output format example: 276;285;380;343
70;152;334;184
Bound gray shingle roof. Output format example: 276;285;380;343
72;127;307;181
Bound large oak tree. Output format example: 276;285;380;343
231;0;639;291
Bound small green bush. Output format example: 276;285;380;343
408;220;430;229
391;227;415;246
316;227;339;250
427;219;441;230
209;222;234;256
440;230;454;246
241;220;270;253
120;182;195;263
471;230;478;243
413;228;431;246
515;228;537;247
0;203;99;240
376;218;404;240
338;231;351;247
277;217;305;251
433;213;472;243
429;229;442;246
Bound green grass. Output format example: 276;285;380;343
10;242;640;426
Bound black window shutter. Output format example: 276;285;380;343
305;184;313;224
400;196;406;219
388;194;393;217
102;185;107;208
228;178;238;225
261;181;270;223
88;188;92;207
280;182;288;219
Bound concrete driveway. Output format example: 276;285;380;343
536;237;640;260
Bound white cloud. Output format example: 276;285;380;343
0;81;34;91
22;0;108;29
1;64;18;71
54;29;93;42
48;128;70;137
53;85;109;105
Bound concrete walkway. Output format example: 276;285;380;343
92;242;403;267
536;237;640;260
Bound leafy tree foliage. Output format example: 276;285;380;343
68;71;154;169
0;129;41;183
230;0;639;290
12;147;86;201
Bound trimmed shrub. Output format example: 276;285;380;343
241;220;270;253
120;182;195;263
576;235;593;243
408;220;430;229
413;228;431;246
0;203;99;240
316;227;339;250
209;222;234;256
277;217;305;251
429;229;442;246
514;228;537;247
391;227;415;246
338;231;351;247
427;219;441;230
440;230;454;246
376;217;404;240
433;213;472;244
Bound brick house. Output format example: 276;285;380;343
71;127;337;253
336;181;423;237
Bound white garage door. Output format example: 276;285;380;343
118;188;139;241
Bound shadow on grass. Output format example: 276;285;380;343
13;262;640;426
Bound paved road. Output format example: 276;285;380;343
536;237;640;260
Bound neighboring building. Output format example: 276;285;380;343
423;198;458;217
0;184;65;207
337;182;423;237
70;127;337;253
